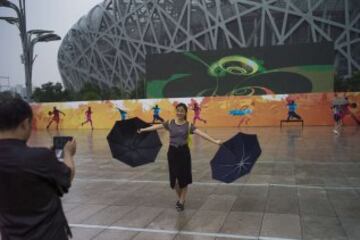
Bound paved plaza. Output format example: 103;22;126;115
8;126;360;240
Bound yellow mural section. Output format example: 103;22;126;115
31;92;360;130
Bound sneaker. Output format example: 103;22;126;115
333;129;339;134
176;202;184;212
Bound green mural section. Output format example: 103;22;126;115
146;43;335;98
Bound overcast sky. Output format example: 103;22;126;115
0;0;102;88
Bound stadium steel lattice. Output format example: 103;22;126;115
58;0;360;95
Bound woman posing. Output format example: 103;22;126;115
138;103;221;211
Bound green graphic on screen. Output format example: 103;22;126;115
146;42;334;98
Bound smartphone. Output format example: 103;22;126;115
53;136;73;160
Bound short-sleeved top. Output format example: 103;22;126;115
287;103;297;112
117;108;127;119
153;107;160;115
163;120;197;147
53;109;61;119
86;110;92;117
0;139;72;240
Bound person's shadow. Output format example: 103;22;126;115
285;128;302;156
87;130;94;153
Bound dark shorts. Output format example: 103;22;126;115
52;116;60;123
334;114;341;122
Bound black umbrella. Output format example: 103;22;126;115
107;117;162;167
210;132;261;183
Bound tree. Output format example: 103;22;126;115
334;72;360;92
32;79;148;102
78;83;102;100
32;82;70;102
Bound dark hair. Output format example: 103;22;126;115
176;103;188;120
0;92;33;131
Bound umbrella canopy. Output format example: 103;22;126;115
107;117;162;167
210;132;261;183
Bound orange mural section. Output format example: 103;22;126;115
31;92;360;130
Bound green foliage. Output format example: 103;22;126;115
78;83;102;100
32;80;147;102
348;71;360;91
129;78;146;99
334;72;360;92
32;82;71;102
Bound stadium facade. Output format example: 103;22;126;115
58;0;360;94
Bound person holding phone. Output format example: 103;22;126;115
0;92;76;240
54;136;74;160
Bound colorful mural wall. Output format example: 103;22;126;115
31;92;360;130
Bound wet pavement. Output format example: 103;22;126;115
14;126;360;239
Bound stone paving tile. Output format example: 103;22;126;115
20;127;360;240
260;213;301;240
174;235;215;240
265;186;299;215
92;230;136;240
181;210;228;232
147;208;196;231
65;204;108;224
231;196;267;213
199;194;236;212
111;206;164;228
70;227;103;240
82;205;135;225
301;215;348;240
339;217;360;240
220;211;263;237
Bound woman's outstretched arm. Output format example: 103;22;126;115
193;129;222;145
138;124;164;133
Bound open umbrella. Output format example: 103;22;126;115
107;117;162;167
210;132;261;183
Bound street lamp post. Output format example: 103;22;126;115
0;76;10;92
0;0;61;101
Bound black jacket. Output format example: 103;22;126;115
0;139;72;240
